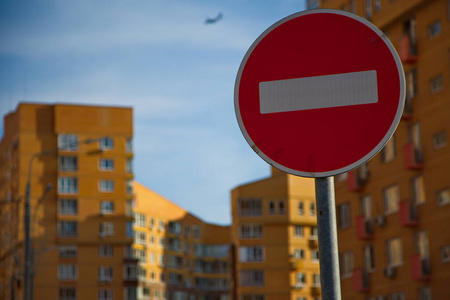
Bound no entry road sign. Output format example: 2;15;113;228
234;9;405;178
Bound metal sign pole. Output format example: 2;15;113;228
315;176;342;300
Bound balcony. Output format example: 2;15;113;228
411;254;431;281
311;285;321;296
352;268;370;293
347;166;369;192
398;34;418;64
399;200;418;227
355;215;373;240
309;237;319;248
404;143;423;170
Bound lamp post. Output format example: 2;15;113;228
24;136;107;300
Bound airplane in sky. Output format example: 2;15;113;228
205;12;223;24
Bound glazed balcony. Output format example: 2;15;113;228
404;143;423;170
398;34;418;64
347;165;369;192
352;268;370;293
399;199;418;227
411;254;431;281
355;215;373;240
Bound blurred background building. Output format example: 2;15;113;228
308;0;450;299
231;168;320;300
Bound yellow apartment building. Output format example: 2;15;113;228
0;103;135;300
307;0;450;299
132;182;232;300
231;168;320;300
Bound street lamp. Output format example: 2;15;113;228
24;136;108;300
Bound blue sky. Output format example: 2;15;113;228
0;0;306;225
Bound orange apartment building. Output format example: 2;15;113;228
231;168;321;300
307;0;450;299
0;103;136;300
132;182;232;300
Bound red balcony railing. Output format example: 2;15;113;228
398;35;418;64
404;143;423;170
399;200;418;227
352;268;370;293
355;215;373;240
411;254;431;281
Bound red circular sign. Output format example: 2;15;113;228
235;9;405;178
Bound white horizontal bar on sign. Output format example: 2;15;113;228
259;70;378;114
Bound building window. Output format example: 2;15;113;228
135;231;146;245
58;199;78;215
293;249;304;259
126;158;133;173
58;221;78;238
184;225;190;237
58;134;78;151
349;0;356;13
340;251;353;278
98;267;113;282
134;249;146;263
126;137;133;152
433;130;447;149
365;0;372;18
99;245;114;257
126;179;133;195
239;246;264;262
58;265;78;280
239;224;263;238
59;246;77;258
159;220;165;231
168;221;181;235
311;250;320;262
337;202;351;229
381;135;396;163
98;289;113;300
125;199;134;217
310;202;315;216
311;226;318;238
278;201;285;214
312;274;320;287
100;222;114;237
430;74;444;94
419;287;432;300
59;287;76;300
124;264;138;280
240;270;264;286
268;201;275;215
58;177;78;194
406;69;418;110
363;244;375;272
386;238;403;267
441;245;450;263
100;201;114;214
99;180;114;192
384;185;399;214
59;156;78;172
99;137;114;150
294;225;303;237
389;292;405;300
295;273;306;287
124;287;137;300
335;172;348;182
193;225;200;239
437;188;450;206
412;175;425;205
374;0;381;12
298;201;304;215
239;198;262;216
126;221;134;238
428;20;441;38
99;159;114;171
134;213;146;227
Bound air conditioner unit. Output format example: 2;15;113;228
383;266;396;278
294;283;304;289
374;215;386;227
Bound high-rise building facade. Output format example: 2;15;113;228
0;103;135;300
231;168;320;300
132;182;232;300
309;0;450;299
